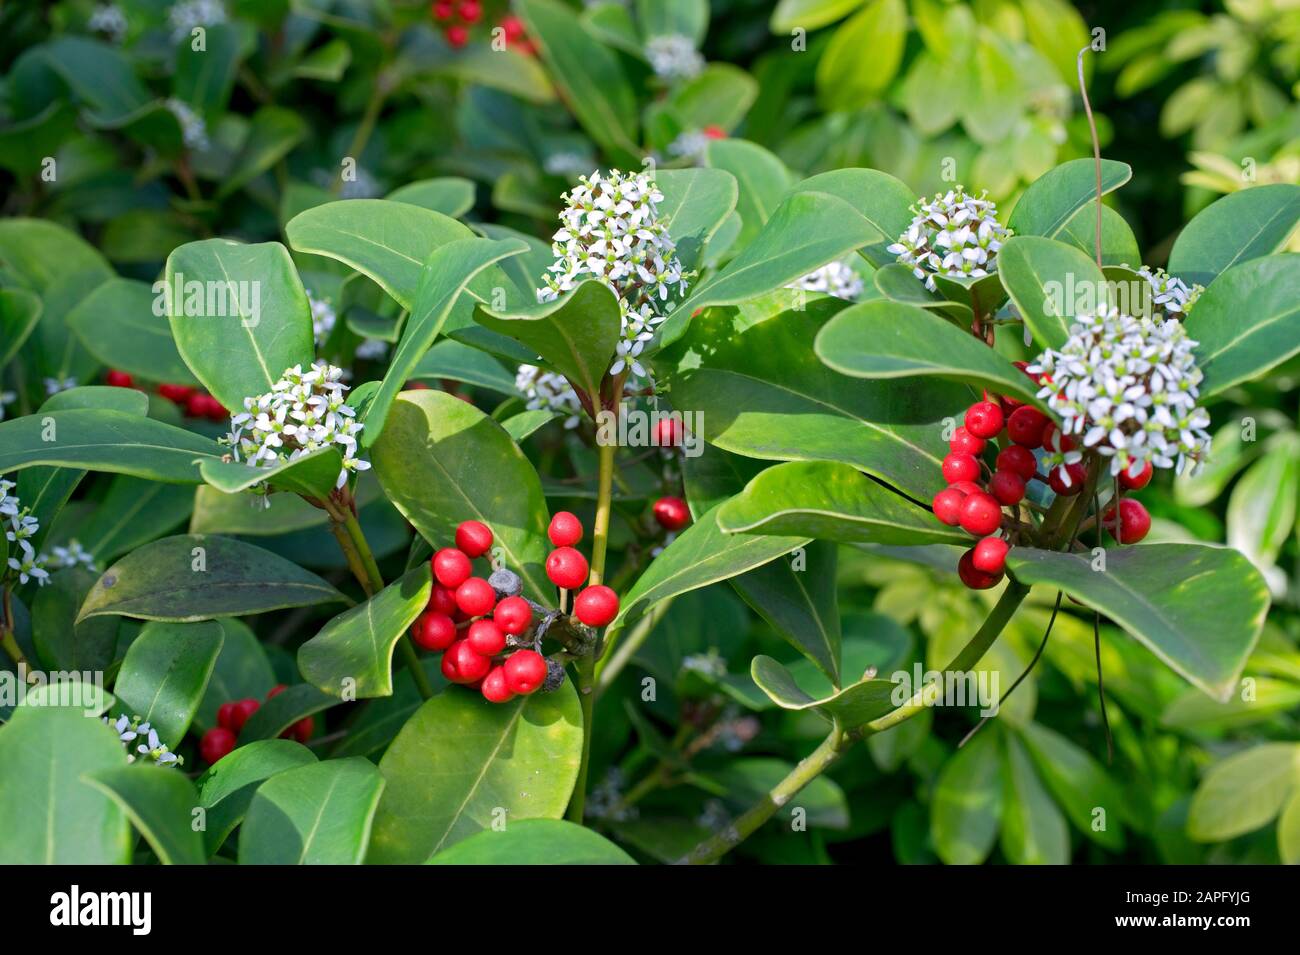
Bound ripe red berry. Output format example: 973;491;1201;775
959;491;1003;537
442;639;492;684
467;619;506;655
432;548;472;588
232;698;260;730
428;583;457;616
964;401;1004;439
200;727;237;764
1118;460;1153;490
652;496;690;531
414;611;457;651
106;369;134;388
504;649;547;695
205;399;227;422
958;549;1003;590
949;427;986;456
548;511;584;547
546;547;589;589
996;445;1038;482
654;418;683;447
455;577;497;617
481;666;514;703
493;596;532;635
942;453;980;485
948;479;984;497
158;383;194;404
217;701;240;732
446;24;469;47
1048;463;1086;496
1006;406;1049;448
574;585;619;627
185;392;211;418
703;125;726;139
972;536;1010;575
459;1;482;24
433;0;454;19
282;716;313;743
266;683;287;700
1103;498;1151;544
932;487;967;526
988;469;1026;506
501;14;525;40
454;520;493;558
1041;421;1077;453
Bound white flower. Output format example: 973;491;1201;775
306;289;337;347
43;376;77;396
45;540;97;571
165;98;209;151
787;259;864;301
2;478;50;588
0;390;15;422
354;338;389;361
105;715;182;767
1026;304;1212;478
544;152;595;177
645;34;704;82
222;361;369;491
887;187;1011;292
1136;265;1203;318
516;364;583;429
168;0;226;42
88;3;128;43
668;130;711;162
537;169;689;393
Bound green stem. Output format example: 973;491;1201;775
1;586;24;668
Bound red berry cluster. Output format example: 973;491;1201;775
198;684;312;765
432;0;480;47
106;369;227;422
546;512;620;626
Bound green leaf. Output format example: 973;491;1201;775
997;236;1107;349
299;566;432;699
83;765;205;865
195;619;277;732
427;818;636;865
1058;203;1141;267
387;177;477;218
656;167;739;274
703;138;795;251
750;655;898;728
502;410;557;441
0;409;223;483
771;0;863;32
174;22;241;114
78;534;346;623
112;621;224;746
639;0;708;42
239;683;338;742
705;758;850;829
1000;732;1069;864
367;685;584;863
476;280;622;401
197;739;318;855
1279;788;1300;865
0;703;130;863
37;37;150;123
198;448;343;501
66;279;198;386
371;391;551;602
410;340;517;394
816;0;906;111
788;168;917;267
217;106;309;199
959;33;1025;144
665;64;756;133
1007;159;1133;238
1187;743;1300;841
1227;435;1300;569
1184;255;1300;399
0;287;42;368
76;479;194;565
291;37;352;82
239;758;385;864
930;727;1004;865
518;0;639;162
1005;544;1269;700
1168;185;1300;286
1018;722;1125;850
32;567;118;672
815;300;1045;405
718;460;967;546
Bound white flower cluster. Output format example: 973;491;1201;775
168;0;226;42
888;187;1010;291
43;376;76;396
45;540;97;572
88;3;128;42
355;338;389;361
1027;305;1212;478
538;169;689;383
165;98;209;151
788;259;864;301
1136;265;1203;318
306;289;336;346
645;34;704;82
543;152;594;177
105;715;181;767
516;364;583;429
2;478;49;587
0;390;14;422
668;129;711;162
224;361;370;492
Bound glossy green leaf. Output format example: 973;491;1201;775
367;684;584;863
195;619;277;732
78;534;346;623
239;683;337;742
703;138;794;250
198;448;343;501
1187;743;1300;841
410;340;517;394
997;236;1107;349
75;476;195;563
174;22;241;114
1000;732;1069;864
387;177;476;218
197;739;318;855
217;106;308;199
112;620;223;746
32;567;118;673
1006;544;1269;700
1278;789;1300;865
83;765;205;865
750;655;897;728
427;818;636;865
787;169;918;268
665;64;756;134
930;726;1004;865
239;758;385;864
1058;203;1141;267
0;287;42;368
816;0;906;110
65;279;196;385
1168;185;1300;286
656;167;739;273
770;0;862;32
1019;722;1125;850
1227;435;1300;570
1007;158;1132;238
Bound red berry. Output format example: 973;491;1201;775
703;125;726;139
958;549;1003;590
217;701;239;732
446;24;469;47
949;427;986;456
972;536;1010;575
281;716;312;743
501;15;525;40
548;511;584;547
106;369;134;388
455;520;493;558
432;548;472;588
200;727;237;764
205;399;228;423
1103;498;1151;544
443;639;492;684
959;491;1003;537
504;649;547;695
964;401;1004;439
481;666;514;703
1006;406;1048;448
493;596;532;635
185;392;210;418
455;577;496;617
158;383;194;404
266;683;287;700
942;453;980;485
948;480;984;497
1048;463;1086;496
932;487;967;526
433;0;454;19
1118;460;1153;490
232;698;260;730
414;611;457;651
467;619;506;655
1041;421;1077;453
988;469;1026;506
574;585;619;627
546;547;589;589
459;1;482;24
652;496;690;532
654;418;683;447
428;583;457;616
996;445;1038;482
